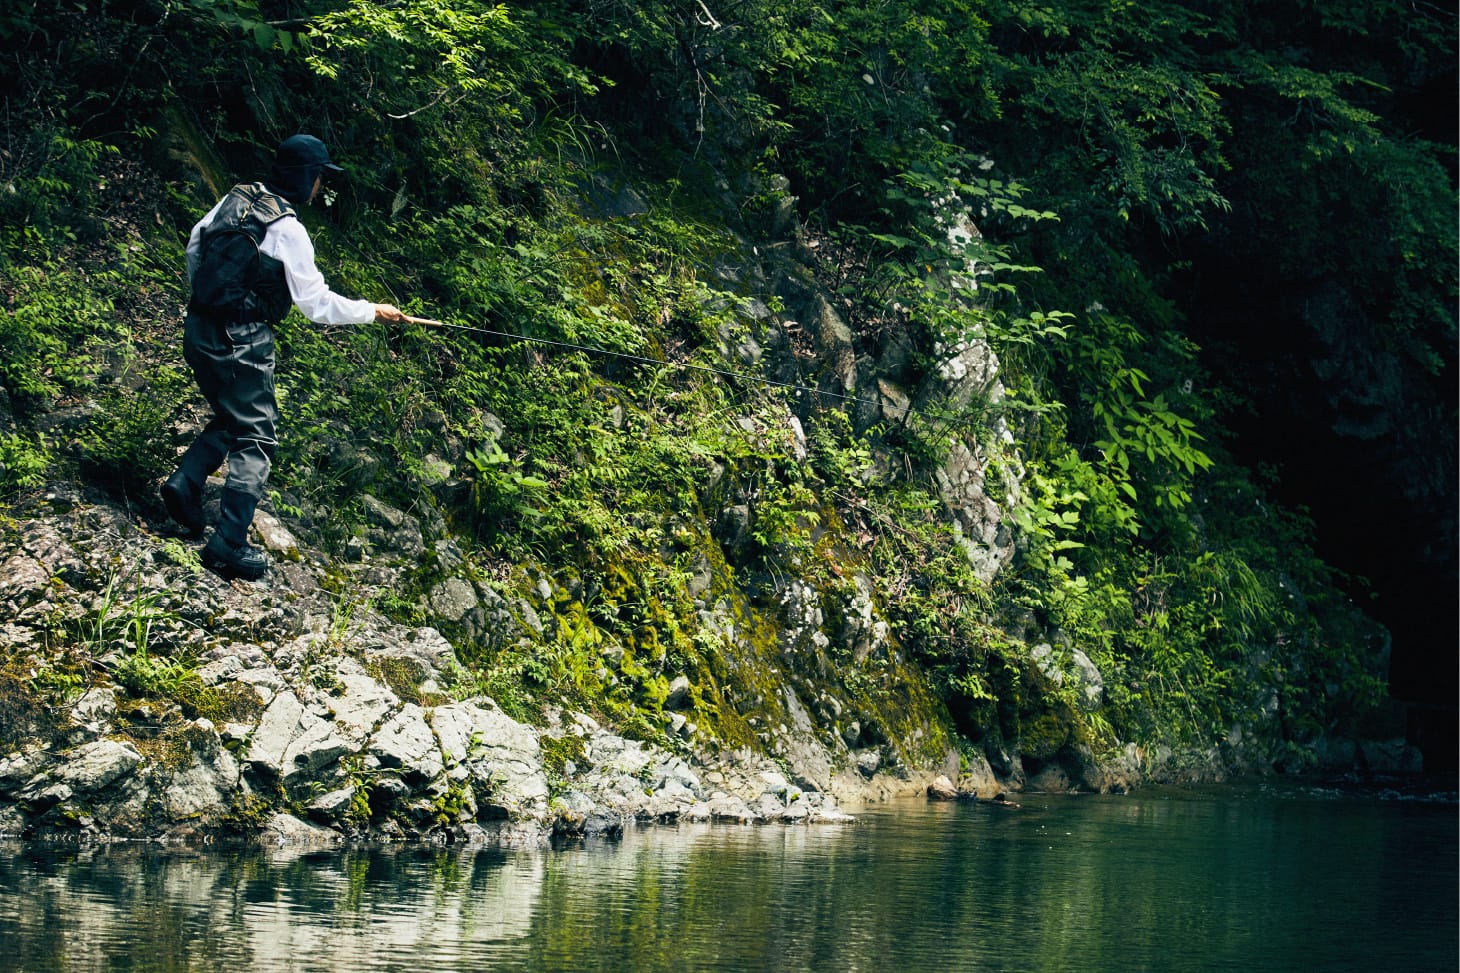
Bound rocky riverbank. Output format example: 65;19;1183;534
1;471;1425;845
0;480;948;846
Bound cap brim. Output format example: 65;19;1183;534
321;162;345;173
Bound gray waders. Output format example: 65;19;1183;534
164;184;294;581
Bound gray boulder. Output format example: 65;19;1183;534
432;700;550;817
369;704;443;784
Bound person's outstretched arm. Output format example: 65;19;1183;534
265;216;395;326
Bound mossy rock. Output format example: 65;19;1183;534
1020;711;1074;762
0;666;67;750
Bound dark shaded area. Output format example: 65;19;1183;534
1182;256;1458;771
1176;35;1460;769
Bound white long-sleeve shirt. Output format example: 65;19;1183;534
186;195;376;326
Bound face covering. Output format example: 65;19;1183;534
265;162;321;206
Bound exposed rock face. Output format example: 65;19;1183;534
935;438;1016;583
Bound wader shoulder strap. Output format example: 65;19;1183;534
228;182;298;229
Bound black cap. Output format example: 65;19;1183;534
275;134;343;173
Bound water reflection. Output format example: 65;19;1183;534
1;786;1455;973
4;843;547;971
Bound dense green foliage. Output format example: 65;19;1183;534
1;0;1451;769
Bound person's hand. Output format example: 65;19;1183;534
374;303;406;324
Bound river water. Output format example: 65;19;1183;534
1;781;1454;972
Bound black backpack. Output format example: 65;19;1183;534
190;183;296;315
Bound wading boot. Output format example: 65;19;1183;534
160;470;206;537
202;533;268;581
203;488;268;581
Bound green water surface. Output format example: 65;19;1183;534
1;782;1454;972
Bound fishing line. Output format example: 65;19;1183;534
311;161;984;430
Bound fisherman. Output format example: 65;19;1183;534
161;133;406;581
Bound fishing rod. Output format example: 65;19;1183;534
397;314;984;427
